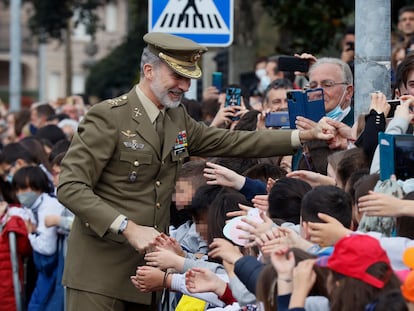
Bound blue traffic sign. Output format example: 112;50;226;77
149;0;233;47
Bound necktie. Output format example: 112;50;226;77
155;111;164;148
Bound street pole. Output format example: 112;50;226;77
38;32;47;102
354;0;391;118
9;0;22;112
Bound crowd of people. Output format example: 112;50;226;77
2;5;414;311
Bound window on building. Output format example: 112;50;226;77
105;2;118;32
48;72;61;101
72;73;85;94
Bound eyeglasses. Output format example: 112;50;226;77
308;79;348;89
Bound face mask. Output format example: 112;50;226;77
17;191;40;208
255;68;267;79
258;75;271;93
326;88;348;121
326;105;344;120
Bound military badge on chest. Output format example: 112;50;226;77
173;130;188;155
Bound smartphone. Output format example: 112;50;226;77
379;132;414;181
225;87;242;121
265;111;290;128
278;56;310;72
212;72;223;91
287;88;325;129
387;99;401;118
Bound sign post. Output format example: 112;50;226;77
149;0;234;47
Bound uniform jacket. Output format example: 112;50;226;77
57;87;296;304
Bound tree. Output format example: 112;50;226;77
27;0;103;41
261;0;354;55
85;1;147;100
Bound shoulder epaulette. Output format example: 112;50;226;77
106;95;128;108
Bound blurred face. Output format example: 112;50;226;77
62;103;79;121
399;11;414;36
173;179;194;210
30;109;41;128
405;69;414;96
264;88;288;112
52;164;61;187
309;63;353;112
149;63;191;109
195;218;208;242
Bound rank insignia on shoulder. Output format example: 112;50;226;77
121;130;137;138
107;95;127;108
123;140;144;150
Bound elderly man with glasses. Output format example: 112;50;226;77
307;57;354;126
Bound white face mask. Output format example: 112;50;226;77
255;68;267;79
258;75;271;93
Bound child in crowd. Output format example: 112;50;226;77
12;166;64;311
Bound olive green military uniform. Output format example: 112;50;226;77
57;32;299;308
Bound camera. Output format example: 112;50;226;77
386;99;401;118
380;132;414;181
278;56;310;73
287;88;325;129
225;87;242;121
212;72;223;91
265;111;290;128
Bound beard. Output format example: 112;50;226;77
150;78;183;109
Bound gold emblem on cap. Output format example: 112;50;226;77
190;52;202;63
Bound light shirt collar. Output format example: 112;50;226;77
135;85;165;124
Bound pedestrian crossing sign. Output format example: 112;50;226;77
149;0;233;47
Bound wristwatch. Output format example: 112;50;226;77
118;217;128;234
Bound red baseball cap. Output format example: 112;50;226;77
316;234;391;288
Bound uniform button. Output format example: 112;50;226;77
161;160;165;165
154;225;158;229
85;222;90;227
133;161;139;166
156;180;161;186
156;203;161;209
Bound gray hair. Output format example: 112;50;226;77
309;57;353;85
140;47;163;78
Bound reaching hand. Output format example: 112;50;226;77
204;161;246;190
130;265;164;293
185;267;226;296
308;213;351;246
144;247;184;271
208;238;243;265
395;95;414;123
358;191;411;217
226;203;251;219
238;211;274;247
251;195;269;212
152;233;185;257
369;91;390;115
286;170;336;187
289;259;317;309
295;116;317;130
270;246;295;278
